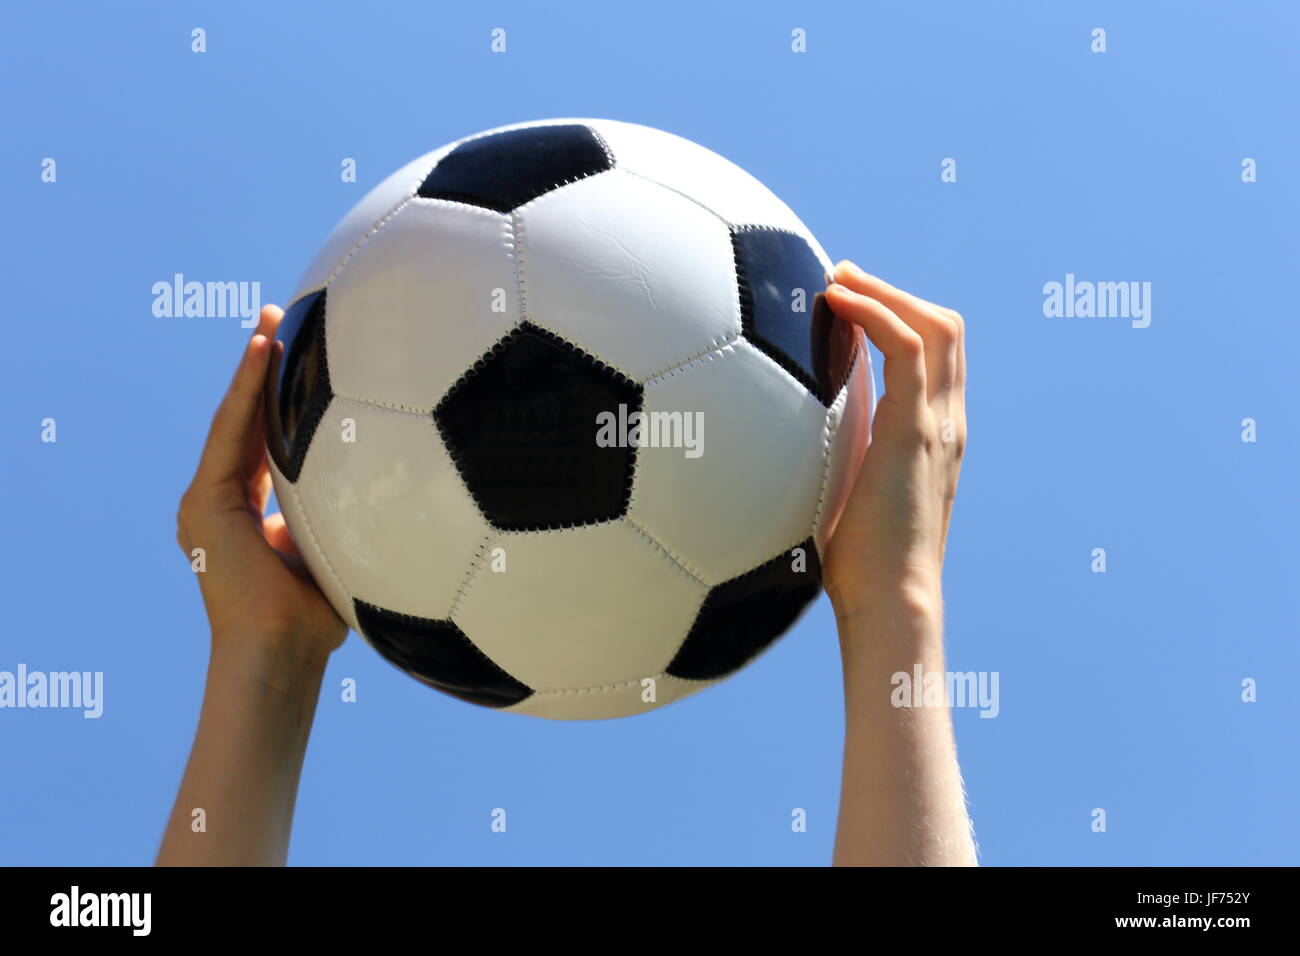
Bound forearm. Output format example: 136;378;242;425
832;588;976;867
156;634;327;866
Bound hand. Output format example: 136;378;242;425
161;305;342;866
821;264;975;866
175;305;346;661
821;261;967;621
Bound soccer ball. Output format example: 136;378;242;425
264;119;873;719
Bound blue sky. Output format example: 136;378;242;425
1;0;1296;865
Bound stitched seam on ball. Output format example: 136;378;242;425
286;286;326;310
811;342;865;551
639;327;743;386
728;226;827;402
738;335;825;410
332;391;432;417
620;516;711;589
737;539;816;584
619;167;736;231
528;673;687;698
407;195;516;228
733;223;803;235
321;197;412;289
304;399;485;533
356;600;528;683
448;534;496;620
519;314;638;382
420;125;612;212
458;318;639;393
485;519;634;546
665;671;726;686
287;160;438;309
508;210;528;324
530;676;646;698
431;413;492;524
620;443;638;526
297;120;591;305
641;336;745;389
508;166;616;217
619;168;815;249
406;120;565;199
484;514;629;536
509;160;745;383
431;322;641;532
528;672;720;696
441;121;544;154
427;414;500;530
587;125;617;171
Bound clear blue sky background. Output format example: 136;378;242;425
2;0;1296;866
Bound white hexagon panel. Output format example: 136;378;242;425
326;200;519;413
517;168;741;380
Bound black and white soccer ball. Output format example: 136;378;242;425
264;119;873;719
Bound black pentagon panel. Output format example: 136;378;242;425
667;538;821;681
435;322;641;531
732;227;857;406
264;289;332;483
417;124;614;213
813;293;860;405
354;600;532;709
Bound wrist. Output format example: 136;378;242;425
827;571;942;630
833;582;947;685
208;628;331;698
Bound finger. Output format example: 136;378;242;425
201;306;283;504
835;261;958;328
922;297;966;392
238;394;272;506
263;513;318;584
263;512;302;560
248;455;273;516
254;303;285;339
825;283;926;405
240;304;287;508
193;332;274;493
834;262;960;401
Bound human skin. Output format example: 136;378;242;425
157;260;972;866
161;307;345;866
823;262;974;866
